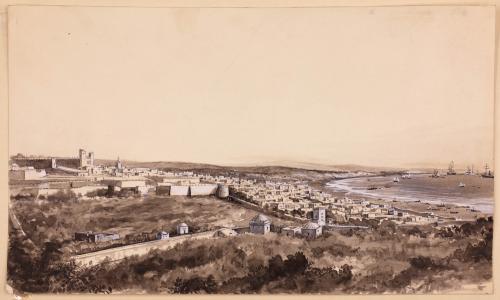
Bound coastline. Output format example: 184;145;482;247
321;175;493;221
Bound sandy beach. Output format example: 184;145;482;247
322;174;493;221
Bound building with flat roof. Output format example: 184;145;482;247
74;231;120;243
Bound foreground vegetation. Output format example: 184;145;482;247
8;215;493;294
10;193;293;254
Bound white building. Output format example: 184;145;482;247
9;167;46;180
177;223;189;235
313;207;326;226
156;231;169;240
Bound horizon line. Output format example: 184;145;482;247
9;152;492;171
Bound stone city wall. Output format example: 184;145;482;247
170;185;190;196
73;230;218;266
12;158;52;169
190;184;218;196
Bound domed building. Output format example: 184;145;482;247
177;222;189;235
301;222;322;239
249;214;271;234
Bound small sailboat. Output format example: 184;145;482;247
431;169;444;178
447;160;457;175
481;164;494;178
393;177;400;183
458;182;465;188
464;165;472;175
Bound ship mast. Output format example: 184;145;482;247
447;160;456;175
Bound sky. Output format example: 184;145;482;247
8;5;495;169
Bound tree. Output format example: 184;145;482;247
284;252;309;275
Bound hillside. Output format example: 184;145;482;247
93;159;404;175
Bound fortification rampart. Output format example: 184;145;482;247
72;230;217;266
190;184;218;196
157;184;229;198
12;158;53;169
170;185;190;196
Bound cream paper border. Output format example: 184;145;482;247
0;0;498;299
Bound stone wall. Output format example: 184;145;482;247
170;185;190;196
190;184;218;196
12;157;81;170
73;230;218;266
12;158;52;169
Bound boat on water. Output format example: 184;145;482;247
481;164;494;178
458;182;465;188
402;172;412;179
464;165;476;176
431;169;445;178
447;160;457;175
393;177;400;183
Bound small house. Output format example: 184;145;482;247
282;226;301;237
301;222;322;239
177;223;189;235
156;231;170;240
249;214;271;234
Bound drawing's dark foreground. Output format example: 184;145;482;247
8;215;492;294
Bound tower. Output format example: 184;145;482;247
51;158;57;168
79;149;87;168
313;207;326;226
88;152;95;166
116;156;123;170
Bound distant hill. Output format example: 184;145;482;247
247;160;403;172
95;159;225;170
94;159;405;174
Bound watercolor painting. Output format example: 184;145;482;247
6;5;494;295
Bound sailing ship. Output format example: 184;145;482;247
464;165;475;175
481;164;494;178
393;177;400;183
458;182;465;188
447;160;456;175
431;169;444;178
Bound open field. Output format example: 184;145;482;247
10;194;295;253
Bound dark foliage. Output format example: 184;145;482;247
7;217;493;294
47;190;78;203
7;234;111;293
85;189;108;198
173;275;217;294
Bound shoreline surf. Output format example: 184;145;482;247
326;174;494;214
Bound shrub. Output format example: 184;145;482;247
85;189;108;198
47;189;77;203
173;275;217;294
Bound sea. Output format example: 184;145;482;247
326;174;494;214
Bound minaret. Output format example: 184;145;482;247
116;156;123;170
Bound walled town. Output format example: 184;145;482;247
8;149;494;294
10;149;444;239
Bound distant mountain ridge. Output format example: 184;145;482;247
94;159;407;173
